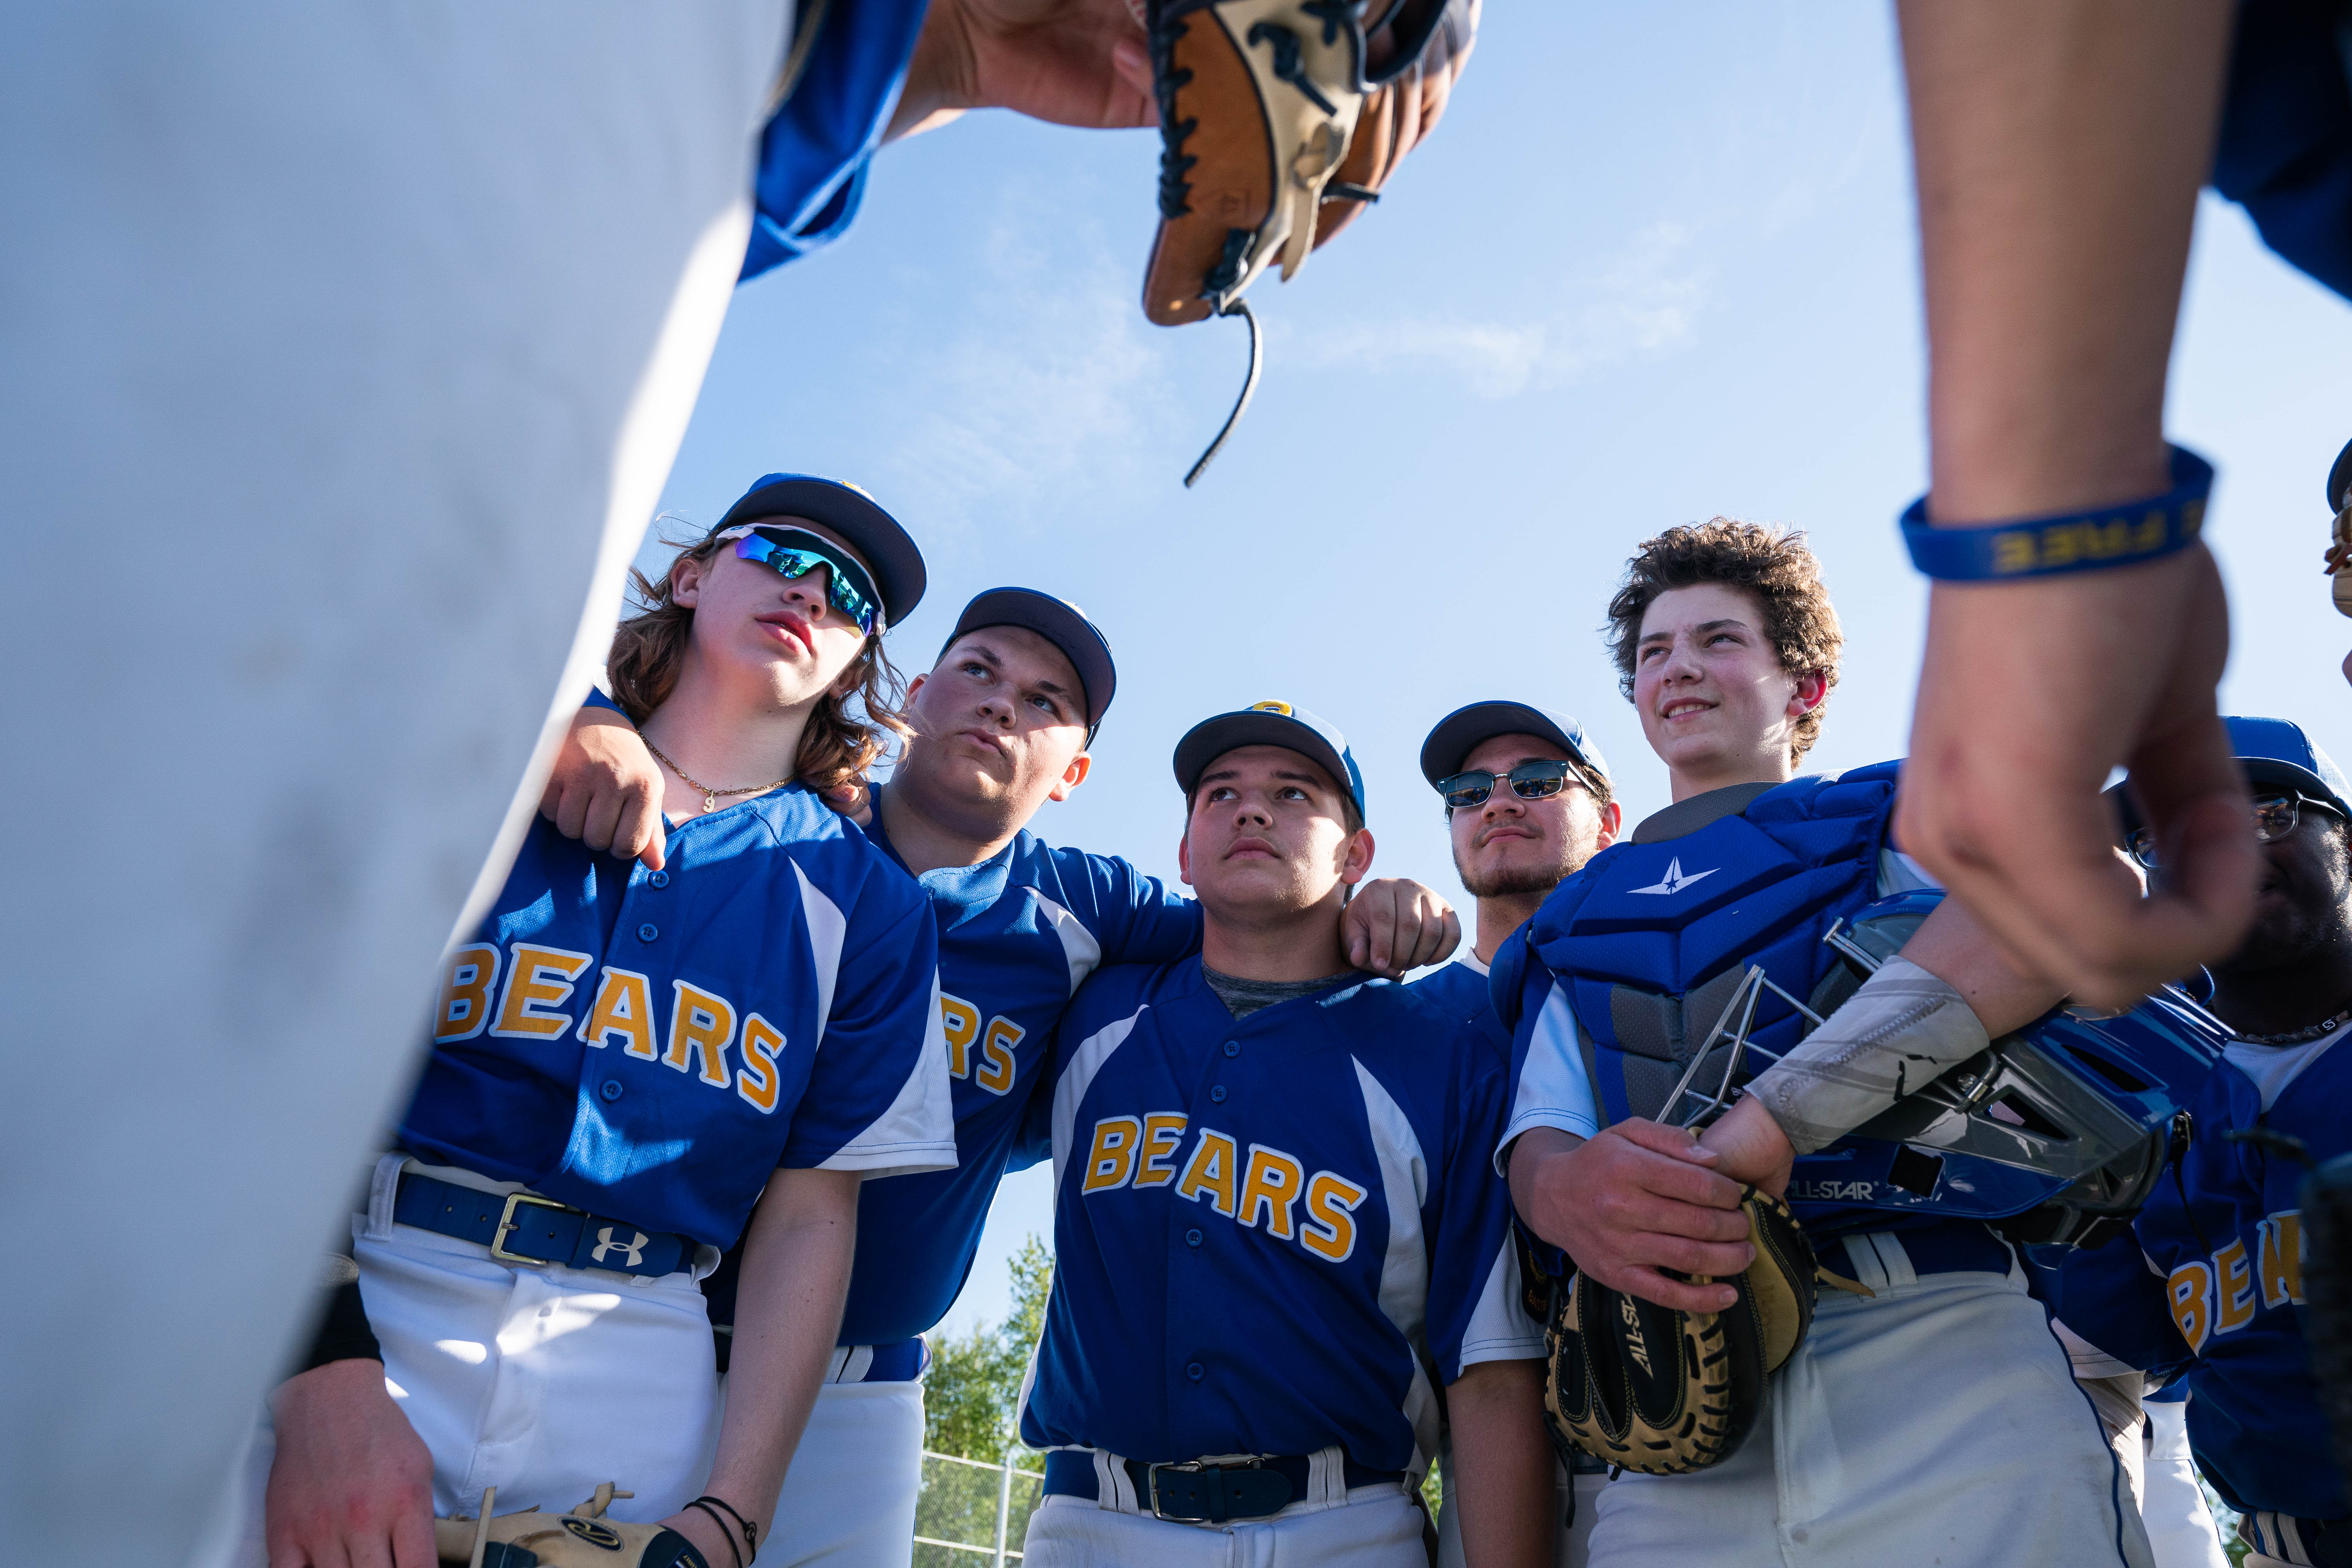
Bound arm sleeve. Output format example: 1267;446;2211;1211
780;880;958;1177
1429;1041;1548;1381
1497;951;1602;1174
1084;853;1204;969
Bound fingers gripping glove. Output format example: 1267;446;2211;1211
1543;1188;1818;1475
435;1485;708;1568
1141;0;1476;324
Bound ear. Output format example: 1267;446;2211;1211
1594;800;1624;852
1788;669;1828;716
1339;827;1375;887
1047;748;1093;802
671;552;711;607
905;670;928;703
1177;824;1195;888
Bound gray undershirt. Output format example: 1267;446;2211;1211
1202;965;1365;1020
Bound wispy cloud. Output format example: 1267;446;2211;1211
1290;220;1711;398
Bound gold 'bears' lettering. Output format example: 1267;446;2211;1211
737;1012;785;1113
1178;1129;1240;1217
977;1017;1023;1096
2168;1260;2214;1353
666;981;737;1087
2259;1210;2305;1308
2214;1239;2256;1334
940;993;980;1079
1135;1114;1188;1187
1083;1116;1142;1193
578;967;655;1057
491;944;593;1039
1301;1171;1368;1263
436;944;501;1042
1238;1145;1306;1240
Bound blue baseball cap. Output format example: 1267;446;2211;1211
1173;701;1366;820
2328;436;2352;511
2106;715;2352;838
940;588;1116;740
713;473;926;630
1418;701;1611;792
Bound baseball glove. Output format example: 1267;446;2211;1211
1141;0;1478;481
436;1485;708;1568
1541;1187;1819;1475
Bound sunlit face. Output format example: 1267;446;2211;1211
1447;733;1610;899
1631;583;1822;778
671;516;876;704
1178;745;1370;919
900;626;1091;816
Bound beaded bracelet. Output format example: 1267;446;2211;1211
1899;445;2214;581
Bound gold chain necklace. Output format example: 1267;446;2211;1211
643;738;793;814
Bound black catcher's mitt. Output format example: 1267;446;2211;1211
1543;1187;1819;1475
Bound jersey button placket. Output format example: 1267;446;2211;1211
637;922;659;942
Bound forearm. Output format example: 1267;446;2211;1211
1900;0;2230;517
704;1169;862;1534
1443;1359;1554;1568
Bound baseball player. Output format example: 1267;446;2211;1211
1499;519;2152;1567
226;474;957;1568
1410;701;1619;1567
2052;718;2352;1568
539;597;1460;1565
1016;700;1552;1567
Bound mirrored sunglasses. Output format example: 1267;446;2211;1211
1438;759;1591;812
729;526;884;635
2127;792;2337;869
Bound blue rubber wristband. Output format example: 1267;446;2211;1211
1899;445;2214;581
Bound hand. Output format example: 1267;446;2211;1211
541;706;668;871
264;1359;437;1568
820;778;876;827
1508;1123;1752;1314
1899;547;2255;1009
889;0;1154;140
1342;878;1461;977
1694;1096;1794;1199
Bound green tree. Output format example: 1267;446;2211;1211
925;1234;1054;1460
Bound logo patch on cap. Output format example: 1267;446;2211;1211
1250;700;1294;716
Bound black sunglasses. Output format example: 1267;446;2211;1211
1437;759;1593;813
2127;791;2341;869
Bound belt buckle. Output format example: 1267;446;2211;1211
1146;1454;1262;1521
489;1191;575;1265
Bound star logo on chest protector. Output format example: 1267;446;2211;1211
1628;857;1719;896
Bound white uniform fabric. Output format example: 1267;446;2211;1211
756;1369;927;1566
2139;1399;2229;1568
2;9;789;1556
209;1160;728;1565
1022;1463;1426;1568
1585;1240;2154;1568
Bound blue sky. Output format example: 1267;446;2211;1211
642;3;2352;1340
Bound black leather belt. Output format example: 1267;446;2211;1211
1040;1450;1406;1523
392;1172;699;1279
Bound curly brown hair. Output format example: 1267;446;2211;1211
1603;518;1842;765
606;528;910;798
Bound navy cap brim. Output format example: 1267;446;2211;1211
1419;701;1608;788
2105;759;2352;841
942;588;1116;736
715;475;926;629
2330;437;2352;512
1174;711;1363;819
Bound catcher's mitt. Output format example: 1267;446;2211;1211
1141;0;1478;481
1542;1187;1819;1476
436;1484;708;1568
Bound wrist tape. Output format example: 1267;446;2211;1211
1744;955;1990;1155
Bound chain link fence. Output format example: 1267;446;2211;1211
913;1449;1045;1567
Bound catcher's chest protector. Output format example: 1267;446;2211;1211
1526;767;1898;1140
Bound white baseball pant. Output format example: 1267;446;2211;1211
1021;1451;1426;1568
1585;1234;2155;1568
754;1365;927;1565
2;9;788;1563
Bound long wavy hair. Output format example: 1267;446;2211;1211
605;525;910;797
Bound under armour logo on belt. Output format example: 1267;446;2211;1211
592;1226;649;1267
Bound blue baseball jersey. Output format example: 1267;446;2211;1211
831;789;1202;1345
400;786;955;1249
2054;1025;2351;1518
1018;959;1541;1473
1409;953;1492;1030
